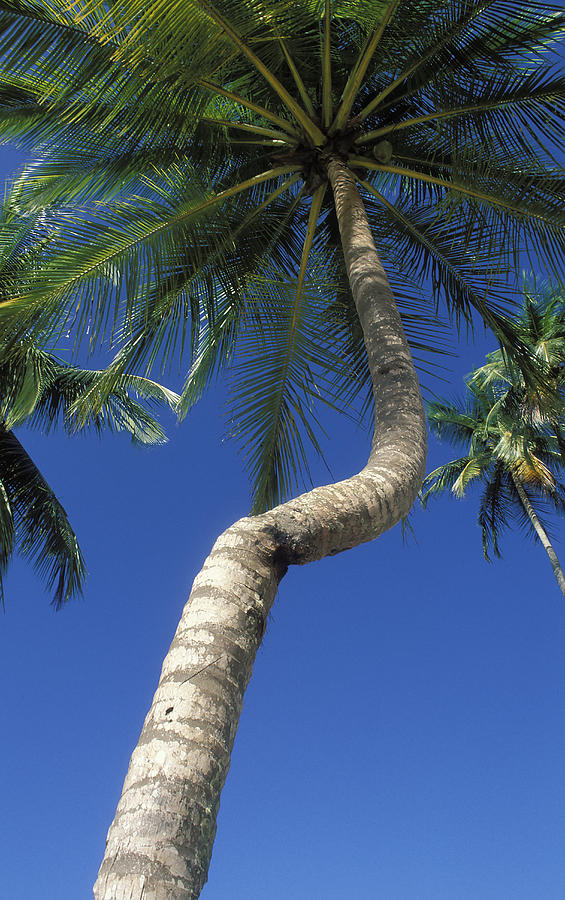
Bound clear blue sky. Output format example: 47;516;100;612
1;144;564;900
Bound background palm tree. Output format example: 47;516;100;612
423;285;565;598
0;209;179;605
0;1;563;896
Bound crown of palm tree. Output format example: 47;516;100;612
470;281;565;425
424;382;565;557
423;285;565;561
0;0;563;513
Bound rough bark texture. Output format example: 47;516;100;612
510;470;565;599
94;158;427;899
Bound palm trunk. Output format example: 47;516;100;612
94;157;427;900
510;470;565;599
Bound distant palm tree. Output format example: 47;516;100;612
0;213;179;605
423;286;565;598
0;1;563;896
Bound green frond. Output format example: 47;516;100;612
64;369;179;445
350;157;564;233
231;185;327;513
0;195;184;601
356;69;565;148
478;461;510;559
426;399;482;445
227;267;336;514
320;0;332;128
353;0;502;122
452;452;492;497
470;281;565;417
421;454;478;504
197;80;300;136
0;165;299;353
0;338;179;444
178;0;325;144
178;298;241;418
0;426;85;607
330;0;401;133
1;350;42;428
0;474;15;604
278;37;315;117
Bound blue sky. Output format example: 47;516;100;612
0;141;564;900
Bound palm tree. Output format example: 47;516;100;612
423;286;565;598
0;1;563;896
424;382;565;596
0;211;179;605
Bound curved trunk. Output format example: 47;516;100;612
510;470;565;599
94;158;427;899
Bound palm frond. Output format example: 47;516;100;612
228;187;334;513
0;426;85;607
422;454;479;503
0;340;179;444
478;461;511;559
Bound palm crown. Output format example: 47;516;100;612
424;381;565;557
470;281;565;426
0;0;563;513
423;286;565;592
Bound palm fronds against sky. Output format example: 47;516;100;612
0;208;179;606
0;0;563;510
423;285;565;565
0;340;179;608
469;280;565;426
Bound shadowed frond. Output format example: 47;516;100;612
0;426;85;607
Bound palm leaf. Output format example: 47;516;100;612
0;426;85;607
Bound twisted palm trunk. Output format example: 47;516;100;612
510;470;565;598
94;158;427;899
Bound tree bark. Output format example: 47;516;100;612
510;470;565;599
94;157;427;899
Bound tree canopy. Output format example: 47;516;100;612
0;0;563;511
423;285;565;594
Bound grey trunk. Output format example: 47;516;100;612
510;470;565;599
94;157;427;899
